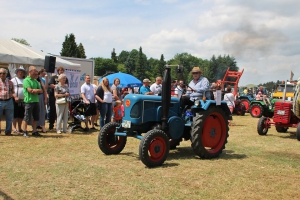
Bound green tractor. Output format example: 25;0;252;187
249;98;279;118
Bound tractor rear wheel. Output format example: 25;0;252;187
139;129;170;168
235;102;246;116
191;107;229;159
240;99;250;112
296;123;300;141
250;103;264;118
257;116;269;135
98;122;127;155
275;126;288;133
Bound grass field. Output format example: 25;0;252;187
0;113;300;200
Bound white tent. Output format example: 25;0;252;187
0;39;80;69
0;39;81;95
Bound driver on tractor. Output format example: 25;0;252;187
257;86;271;107
181;67;210;108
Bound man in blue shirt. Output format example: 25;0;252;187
181;66;210;107
140;79;154;95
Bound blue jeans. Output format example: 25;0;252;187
0;98;14;134
99;103;112;128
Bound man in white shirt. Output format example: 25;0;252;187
81;75;97;131
150;76;163;96
11;66;26;133
174;80;185;99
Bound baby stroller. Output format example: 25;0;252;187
68;98;90;133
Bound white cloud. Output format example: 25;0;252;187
0;0;300;86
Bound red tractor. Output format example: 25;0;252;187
257;81;300;141
220;67;246;116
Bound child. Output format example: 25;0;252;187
256;92;262;100
112;100;123;123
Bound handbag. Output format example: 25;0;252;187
56;97;67;104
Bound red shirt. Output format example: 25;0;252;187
113;106;123;120
0;78;14;100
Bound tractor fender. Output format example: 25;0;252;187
168;116;185;139
193;100;232;120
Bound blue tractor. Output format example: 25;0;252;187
98;65;232;167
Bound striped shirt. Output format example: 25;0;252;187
0;78;14;100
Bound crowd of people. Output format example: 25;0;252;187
1;65;246;137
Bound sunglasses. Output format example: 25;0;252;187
192;72;199;74
0;73;6;75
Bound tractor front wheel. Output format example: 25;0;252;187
98;122;127;155
139;129;170;168
296;123;300;141
275;126;288;133
191;107;229;159
257;117;269;135
250;103;264;118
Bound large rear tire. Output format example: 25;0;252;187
191;107;229;159
235;102;246;116
257;117;269;135
240;99;251;112
250;103;264;118
139;129;170;168
98;122;127;155
296;123;300;141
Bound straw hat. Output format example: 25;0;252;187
143;78;151;83
190;66;203;74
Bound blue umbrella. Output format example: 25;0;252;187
98;72;142;88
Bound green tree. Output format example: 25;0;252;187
135;47;147;80
77;43;86;58
111;48;118;63
209;54;238;82
157;54;166;77
118;50;130;63
147;57;160;80
124;49;138;74
61;33;83;58
11;38;30;46
92;57;118;76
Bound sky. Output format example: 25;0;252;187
1;0;300;86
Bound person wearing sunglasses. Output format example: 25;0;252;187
181;66;210;108
0;68;15;135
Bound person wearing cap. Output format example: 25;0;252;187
140;78;154;95
0;68;15;135
11;66;26;134
181;66;210;107
150;76;163;96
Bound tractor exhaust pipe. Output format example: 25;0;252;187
161;65;171;132
282;80;287;102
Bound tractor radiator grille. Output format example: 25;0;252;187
273;101;293;123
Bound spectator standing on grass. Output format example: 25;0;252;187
92;78;99;127
81;75;97;131
140;79;153;95
36;75;48;133
11;66;26;134
48;66;68;130
95;77;113;127
150;76;163;96
0;68;15;135
111;78;122;102
223;85;235;126
22;66;43;137
54;74;70;134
